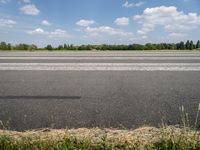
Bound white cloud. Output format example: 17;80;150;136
114;17;129;26
135;2;145;7
85;26;133;36
0;0;10;4
20;4;40;16
123;1;145;8
22;0;30;3
49;29;70;38
27;28;47;35
169;32;187;37
27;28;70;38
142;35;147;39
42;20;51;26
76;19;95;27
133;6;200;35
0;18;16;27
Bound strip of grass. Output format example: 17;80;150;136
0;49;198;52
0;126;199;150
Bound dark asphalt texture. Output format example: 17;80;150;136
0;71;200;131
0;52;200;131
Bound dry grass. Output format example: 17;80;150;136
0;126;200;149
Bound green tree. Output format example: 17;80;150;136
189;40;194;50
0;42;7;50
171;43;177;50
145;43;156;50
23;44;29;50
46;45;53;51
179;41;185;50
58;45;64;50
69;44;76;50
28;44;37;51
64;44;68;50
7;43;12;50
185;40;190;50
196;40;200;49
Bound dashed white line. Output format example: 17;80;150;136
0;63;200;71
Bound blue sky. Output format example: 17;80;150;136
0;0;200;47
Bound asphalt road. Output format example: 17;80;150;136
0;52;200;131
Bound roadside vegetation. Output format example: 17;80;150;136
0;40;200;51
0;126;199;150
0;105;200;150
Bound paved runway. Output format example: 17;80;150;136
0;52;200;131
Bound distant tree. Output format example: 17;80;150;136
33;44;37;50
69;44;76;50
185;40;190;50
23;44;29;50
7;43;12;50
133;44;144;50
46;45;53;51
196;40;200;49
0;42;7;50
64;44;68;50
15;43;29;50
176;43;180;50
58;45;64;50
101;44;108;50
171;43;177;50
145;43;156;50
156;43;165;50
1;40;199;51
28;44;37;51
162;43;168;49
179;41;185;50
189;40;194;50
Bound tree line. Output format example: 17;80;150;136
0;42;37;51
0;40;200;51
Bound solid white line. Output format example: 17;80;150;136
0;63;200;71
0;57;200;60
1;52;200;57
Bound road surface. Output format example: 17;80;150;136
0;52;200;131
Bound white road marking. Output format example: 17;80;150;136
0;57;200;60
1;52;200;57
0;63;200;71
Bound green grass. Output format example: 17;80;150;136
0;49;198;52
0;126;199;150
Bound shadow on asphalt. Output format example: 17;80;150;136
0;96;81;100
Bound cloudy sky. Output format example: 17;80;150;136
0;0;200;47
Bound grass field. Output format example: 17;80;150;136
0;126;199;150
